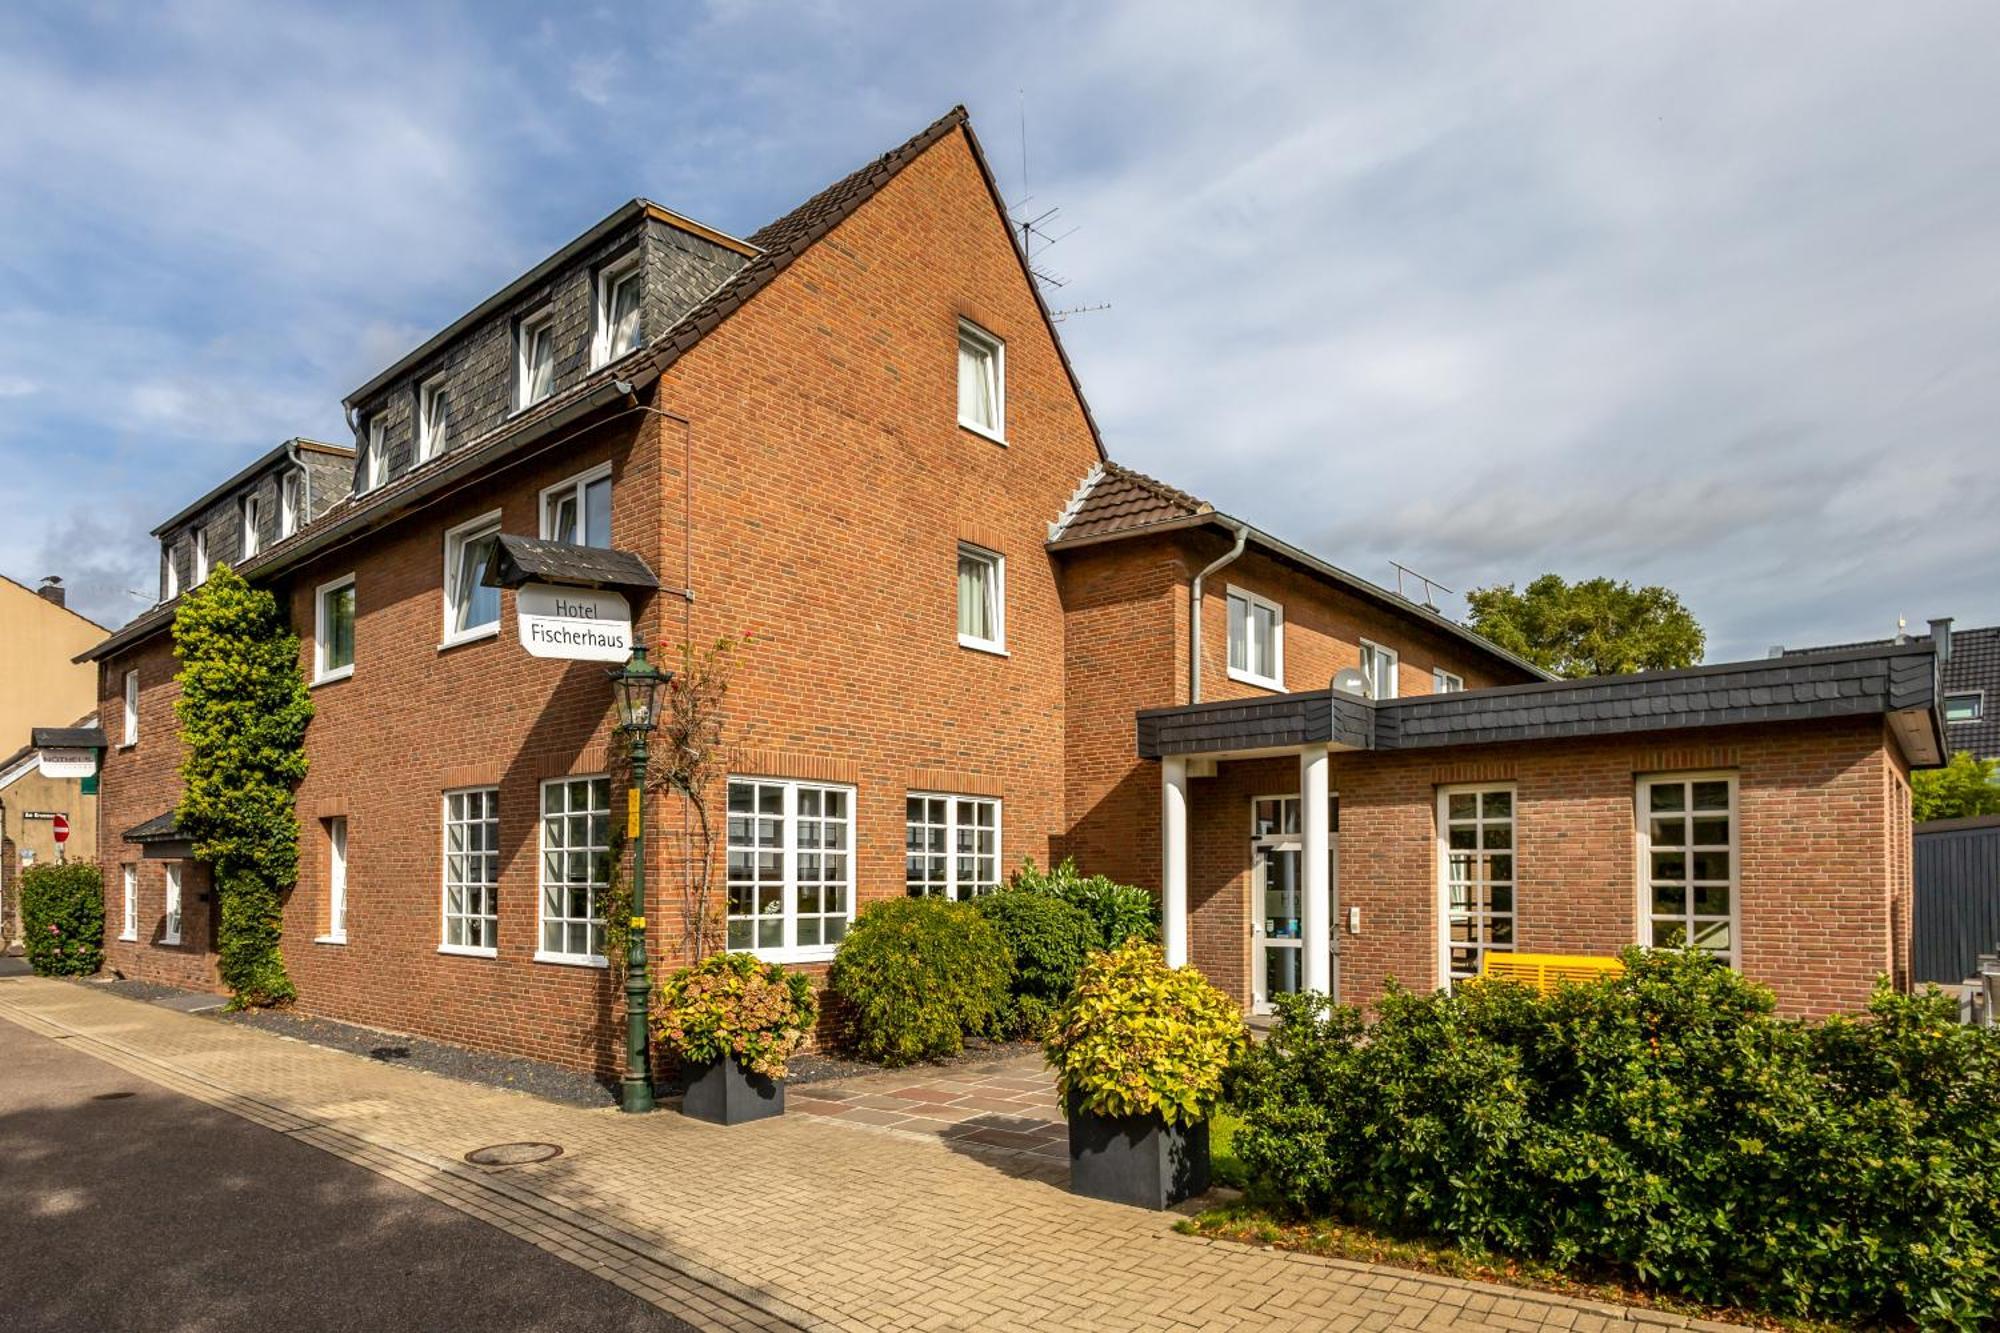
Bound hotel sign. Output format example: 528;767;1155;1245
518;583;633;662
38;748;96;780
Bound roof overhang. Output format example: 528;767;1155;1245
32;726;106;750
483;535;663;593
1139;642;1948;766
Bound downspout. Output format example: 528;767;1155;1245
283;438;308;532
1189;521;1249;704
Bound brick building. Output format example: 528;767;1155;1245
84;107;1944;1072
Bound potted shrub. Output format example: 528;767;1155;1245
1044;939;1245;1208
655;952;817;1125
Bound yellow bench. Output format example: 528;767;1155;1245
1480;952;1624;993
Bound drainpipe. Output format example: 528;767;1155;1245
283;438;308;532
1189;521;1248;704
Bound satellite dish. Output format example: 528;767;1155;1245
1332;668;1370;700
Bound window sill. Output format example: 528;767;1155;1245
734;944;838;966
1226;667;1285;693
958;635;1009;658
436;944;498;959
118;742;136;751
118;931;137;942
958;418;1007;447
314;934;347;946
438;624;501;653
533;951;609;969
312;666;354;689
160;938;183;949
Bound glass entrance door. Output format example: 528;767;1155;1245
1251;793;1339;1013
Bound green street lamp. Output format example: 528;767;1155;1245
610;644;671;1114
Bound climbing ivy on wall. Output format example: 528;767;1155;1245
173;565;313;1007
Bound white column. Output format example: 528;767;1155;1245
1162;756;1190;967
1301;746;1331;995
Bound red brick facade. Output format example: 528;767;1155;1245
91;116;1924;1071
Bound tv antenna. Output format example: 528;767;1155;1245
1391;561;1454;610
1005;91;1107;318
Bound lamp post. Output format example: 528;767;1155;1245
610;644;670;1114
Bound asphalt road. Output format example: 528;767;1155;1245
0;1015;696;1332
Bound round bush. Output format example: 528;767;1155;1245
1009;857;1158;949
829;897;1011;1066
654;951;817;1079
974;889;1098;1036
1045;939;1244;1125
20;860;104;977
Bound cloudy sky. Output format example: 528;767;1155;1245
4;2;1996;660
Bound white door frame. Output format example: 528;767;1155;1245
1249;792;1340;1012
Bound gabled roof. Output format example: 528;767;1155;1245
87;105;1097;665
151;438;351;537
1049;461;1554;683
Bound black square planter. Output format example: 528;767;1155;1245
680;1056;784;1125
1065;1094;1210;1209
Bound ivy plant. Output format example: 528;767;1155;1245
173;564;313;1007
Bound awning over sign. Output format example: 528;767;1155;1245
481;535;664;594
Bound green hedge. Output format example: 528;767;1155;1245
1008;857;1157;949
974;889;1098;1037
828;898;1011;1065
20;861;104;976
1227;949;2000;1329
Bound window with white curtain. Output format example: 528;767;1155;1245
360;417;388;493
1360;640;1399;700
594;257;644;366
161;541;178;600
1433;668;1464;693
315;574;355;683
442;788;499;954
518;309;556;409
726;778;853;960
541;464;613;548
418;375;451;463
163;862;183;945
442;513;502;645
240;494;261;560
120;865;137;941
324;817;348;943
538;777;611;964
957;320;1004;440
280;469;305;538
192;526;209;585
956;543;1005;652
123;670;139;746
905;795;1001;899
1226;586;1284;690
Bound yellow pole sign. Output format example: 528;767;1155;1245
627;786;641;838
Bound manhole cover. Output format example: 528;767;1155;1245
464;1141;563;1167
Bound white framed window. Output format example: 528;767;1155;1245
163;862;183;946
1439;785;1515;987
1944;691;1984;724
359;417;388;493
905;794;1001;899
1433;668;1464;694
122;669;139;746
1639;773;1738;966
161;541;179;601
441;511;503;647
120;865;137;941
1226;585;1285;690
280;469;305;539
726;778;854;961
441;788;499;955
239;494;261;560
192;526;209;585
517;308;556;410
321;817;348;943
537;777;612;965
956;319;1005;442
314;574;355;684
540;463;613;548
593;254;644;367
957;543;1006;653
1360;640;1399;700
417;374;451;463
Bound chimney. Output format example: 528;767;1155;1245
35;576;65;609
1930;617;1954;665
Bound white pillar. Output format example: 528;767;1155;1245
1162;756;1190;967
1301;746;1331;995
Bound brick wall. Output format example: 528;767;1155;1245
1178;718;1904;1018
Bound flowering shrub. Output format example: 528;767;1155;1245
654;952;816;1080
20;861;104;977
1045;940;1244;1125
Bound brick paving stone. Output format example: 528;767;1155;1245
2;979;1715;1332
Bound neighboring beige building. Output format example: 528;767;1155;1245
0;723;102;945
0;574;105;754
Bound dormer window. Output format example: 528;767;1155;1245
957;319;1005;442
280;469;305;538
240;493;261;560
192;525;209;585
517;309;556;410
161;541;179;601
359;417;388;493
418;375;451;463
593;255;643;367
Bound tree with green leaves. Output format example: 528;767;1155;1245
1465;573;1705;678
173;564;313;1007
1911;750;2000;823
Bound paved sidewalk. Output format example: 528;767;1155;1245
0;977;1735;1332
793;1053;1068;1167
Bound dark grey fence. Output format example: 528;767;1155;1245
1913;814;2000;985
